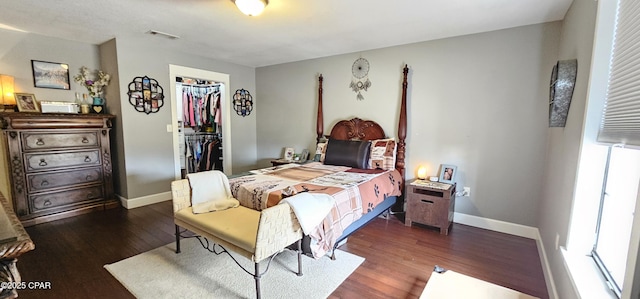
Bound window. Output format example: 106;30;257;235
591;146;640;298
567;0;640;297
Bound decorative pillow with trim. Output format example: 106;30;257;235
368;139;397;170
314;142;327;162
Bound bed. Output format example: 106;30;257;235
229;65;409;259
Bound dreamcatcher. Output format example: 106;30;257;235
349;57;371;100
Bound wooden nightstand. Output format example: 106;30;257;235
271;159;290;166
270;159;307;166
405;180;456;235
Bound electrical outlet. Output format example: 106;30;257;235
463;187;471;196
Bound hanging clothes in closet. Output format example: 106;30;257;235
181;84;222;132
184;133;223;174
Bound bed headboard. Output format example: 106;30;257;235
316;65;409;189
328;118;386;141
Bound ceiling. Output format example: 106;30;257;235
0;0;573;68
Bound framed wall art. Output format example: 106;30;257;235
233;88;253;117
127;76;164;114
549;59;577;127
31;60;70;90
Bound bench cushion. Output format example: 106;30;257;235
175;206;260;253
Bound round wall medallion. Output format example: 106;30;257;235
233;89;253;117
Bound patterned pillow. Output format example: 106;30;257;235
368;139;397;170
314;142;327;162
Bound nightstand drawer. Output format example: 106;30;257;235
407;197;443;226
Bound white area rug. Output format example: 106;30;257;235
105;238;364;299
420;269;540;299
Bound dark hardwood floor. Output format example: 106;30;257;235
15;201;548;299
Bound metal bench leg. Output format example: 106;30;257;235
175;225;181;254
254;262;261;299
297;239;303;276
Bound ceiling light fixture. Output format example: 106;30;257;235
234;0;268;16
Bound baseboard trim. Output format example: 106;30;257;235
453;212;558;299
536;231;559;299
117;191;172;209
453;212;539;239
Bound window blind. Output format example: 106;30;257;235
597;0;640;146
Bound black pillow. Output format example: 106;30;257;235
323;139;371;169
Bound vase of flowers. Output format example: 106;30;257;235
73;66;111;103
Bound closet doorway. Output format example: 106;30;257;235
169;65;232;180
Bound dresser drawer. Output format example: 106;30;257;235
29;185;103;213
25;150;101;171
27;167;103;191
22;131;99;151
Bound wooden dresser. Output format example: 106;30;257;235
0;113;118;226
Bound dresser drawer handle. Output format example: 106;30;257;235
82;137;89;143
87;192;94;199
86;175;93;181
421;199;434;204
38;159;48;166
36;138;45;146
43;199;52;207
41;180;49;186
84;156;92;162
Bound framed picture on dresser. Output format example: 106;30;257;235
15;93;40;112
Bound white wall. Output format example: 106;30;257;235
537;0;598;298
0;29;100;103
256;22;561;227
103;37;257;200
0;29;101;203
0;29;259;204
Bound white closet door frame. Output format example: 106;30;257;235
169;65;232;179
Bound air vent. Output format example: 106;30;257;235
146;30;180;40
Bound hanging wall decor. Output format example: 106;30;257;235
127;76;164;114
233;88;253;117
549;59;577;127
349;57;371;100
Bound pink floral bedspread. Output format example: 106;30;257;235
228;162;402;258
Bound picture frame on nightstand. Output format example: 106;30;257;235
438;164;457;184
299;149;309;162
283;147;294;161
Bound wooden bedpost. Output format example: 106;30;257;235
316;74;324;144
397;65;408;189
